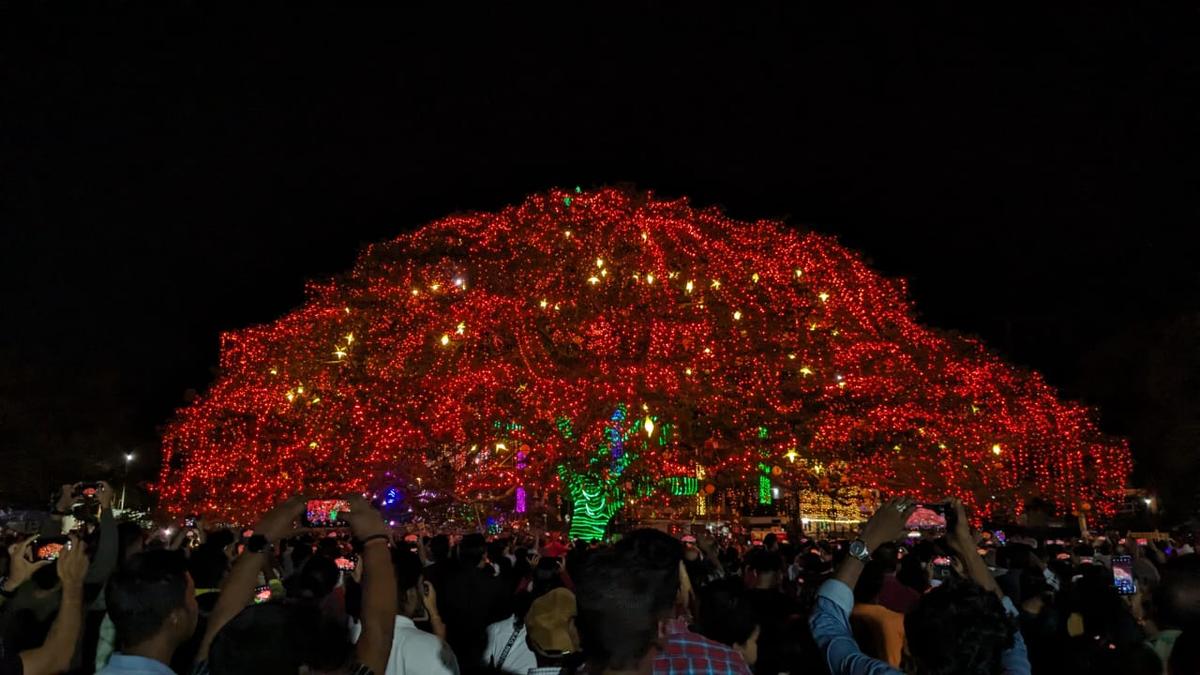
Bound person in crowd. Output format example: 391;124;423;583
574;548;664;675
366;548;457;675
810;497;1031;675
744;547;800;675
194;495;396;675
871;543;920;615
613;528;752;675
441;533;508;670
1147;567;1200;668
0;534;88;675
98;549;199;674
848;560;905;667
696;577;759;669
523;587;581;675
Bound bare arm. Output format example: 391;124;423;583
346;495;396;675
945;499;1001;598
85;487;119;584
20;535;87;675
195;497;306;664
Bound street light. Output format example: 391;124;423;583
120;453;135;511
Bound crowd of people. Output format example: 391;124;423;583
1;483;1198;675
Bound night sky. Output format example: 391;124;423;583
3;5;1198;510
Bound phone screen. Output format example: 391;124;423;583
36;537;69;561
1136;538;1148;546
334;555;358;572
994;530;1006;545
302;499;352;528
183;516;197;528
1113;555;1136;595
1056;552;1071;561
905;503;948;530
253;585;272;604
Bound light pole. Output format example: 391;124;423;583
120;453;135;511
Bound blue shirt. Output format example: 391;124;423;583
96;654;177;675
809;579;1031;675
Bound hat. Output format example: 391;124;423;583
525;588;577;655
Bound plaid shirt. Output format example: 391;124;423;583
653;619;753;675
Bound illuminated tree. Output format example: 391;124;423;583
158;188;1130;536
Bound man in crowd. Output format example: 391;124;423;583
98;549;199;674
0;535;88;675
810;497;1031;675
523;587;580;675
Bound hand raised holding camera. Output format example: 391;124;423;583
4;536;51;592
342;495;389;541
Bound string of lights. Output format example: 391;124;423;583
158;187;1130;530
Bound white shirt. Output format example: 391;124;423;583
482;616;536;675
352;615;459;675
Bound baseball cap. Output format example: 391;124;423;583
525;588;577;655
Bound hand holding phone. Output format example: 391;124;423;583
1113;555;1136;595
35;536;71;562
334;555;358;572
253;584;272;604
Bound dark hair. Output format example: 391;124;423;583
854;560;887;605
288;554;339;603
763;533;778;549
904;579;1016;675
873;542;900;572
746;547;783;574
392;548;423;594
575;548;665;671
208;602;351;675
698;577;758;647
106;550;192;649
188;543;230;588
117;521;145;560
1153;570;1200;631
430;534;450;561
207;529;235;551
613;529;682;615
459;533;487;567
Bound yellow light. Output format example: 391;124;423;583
838;381;847;389
685;367;693;376
751;272;760;283
992;444;1003;455
646;274;655;284
309;441;319;449
939;443;948;450
703;347;712;354
785;449;799;463
296;385;304;394
685;280;694;294
809;323;818;331
269;367;278;375
800;366;813;376
346;333;354;344
710;279;721;289
453;277;464;287
564;230;572;238
788;353;796;360
431;283;441;291
440;334;450;346
553;303;561;311
344;306;351;314
600;268;608;277
311;397;320;404
540;299;548;308
818;291;830;302
496;442;507;452
285;391;295;402
668;271;679;279
596;258;604;268
587;276;600;285
334;348;347;359
456;322;465;335
733;310;742;321
643;416;655;436
795;269;803;278
642;231;648;241
411;289;420;296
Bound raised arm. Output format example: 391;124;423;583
344;495;397;675
19;535;87;675
85;482;119;584
195;496;306;664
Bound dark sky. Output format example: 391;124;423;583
3;4;1199;506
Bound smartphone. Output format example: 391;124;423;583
74;483;101;500
1112;555;1136;595
183;516;197;528
994;530;1006;545
905;502;948;530
35;536;70;562
334;555;358;572
1055;552;1071;561
931;555;952;579
302;499;352;528
253;585;272;604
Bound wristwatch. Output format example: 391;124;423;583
848;538;872;562
245;534;271;554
